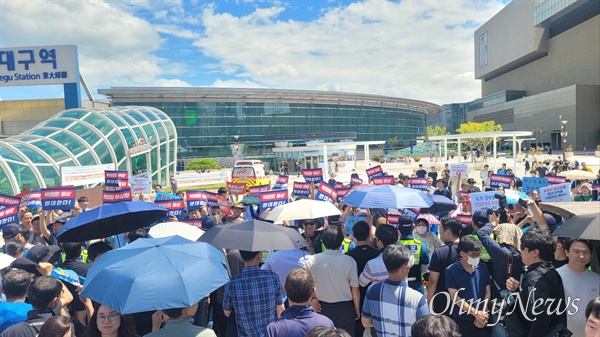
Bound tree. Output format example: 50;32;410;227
456;121;503;162
387;136;399;150
186;158;221;173
425;125;449;140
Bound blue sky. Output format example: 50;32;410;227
0;0;508;105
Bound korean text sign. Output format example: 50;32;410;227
315;182;338;204
105;171;129;187
27;191;42;209
450;164;468;177
409;178;428;191
217;195;233;216
522;177;549;193
470;191;501;213
302;169;323;183
273;175;289;190
259;190;289;212
248;185;270;195
41;187;75;211
372;176;395;186
544;175;567;185
0;194;20;208
186;191;208;210
103;188;132;205
0;206;18;227
540;183;571;202
0;45;78;87
155;199;185;220
400;208;419;223
490;174;512;189
344;216;365;236
227;182;247;195
366;165;384;179
293;182;311;197
351;177;363;184
336;188;351;202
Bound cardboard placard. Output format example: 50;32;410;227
41;187;76;211
315;182;338;204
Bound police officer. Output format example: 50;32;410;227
397;215;429;293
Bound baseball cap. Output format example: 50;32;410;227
201;216;217;230
2;224;20;239
398;214;414;235
467;178;476;183
472;210;489;228
52;215;68;224
357;210;369;217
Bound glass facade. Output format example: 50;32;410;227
0;106;177;195
99;88;440;158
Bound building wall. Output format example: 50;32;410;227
481;14;600;97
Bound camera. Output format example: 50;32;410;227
487;194;509;223
518;198;528;208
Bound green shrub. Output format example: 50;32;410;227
186;158;221;173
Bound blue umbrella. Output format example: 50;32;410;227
341;185;433;209
56;201;168;242
81;235;229;314
504;189;532;205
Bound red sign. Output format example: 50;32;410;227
351;177;363;184
315;182;338;203
386;214;399;226
103;188;133;204
186;191;208;210
248;185;270;195
366;165;384;179
372;176;395;185
180;218;203;229
217;195;232;216
227;182;247;195
0;194;21;207
545;175;568;185
456;214;472;225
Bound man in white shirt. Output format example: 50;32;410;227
556;238;600;337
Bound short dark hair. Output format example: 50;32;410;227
61;242;83;260
4;241;24;257
520;228;555;261
163;307;185;318
321;226;344;250
382;244;411;273
77;196;88;203
585;296;600;319
305;326;351;337
284;268;315;303
441;217;462;238
411;315;461;337
38;316;74;337
457;235;482;253
1;269;32;299
27;276;62;309
375;224;399;247
87;241;112;262
127;228;148;243
217;187;228;195
239;250;261;262
351;221;371;241
562;238;593;253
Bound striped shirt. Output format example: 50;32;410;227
362;279;430;337
359;254;387;286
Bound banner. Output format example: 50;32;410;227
205;192;219;207
41;187;76;210
450;164;468;177
522;177;549;194
540;183;571;202
366;165;384;179
118;179;129;188
227;182;247;195
259;190;289;212
343;215;365;236
0;206;18;228
103;188;132;205
470;191;500;213
180;218;203;229
315;182;338;204
351;177;363;185
593;184;600;191
292;182;311;197
409;178;429;191
544;175;567;185
27;191;42;209
336;188;351;202
15;190;30;210
155;199;185;220
372;176;395;186
61;163;116;186
186;191;208;210
302;168;323;183
105;170;129;187
174;171;231;188
0;194;21;208
490;174;512;189
273;175;289;190
155;191;182;202
456;214;473;226
216;195;233;216
248;184;270;195
129;176;151;194
386;214;399;227
400;208;419;223
133;172;151;179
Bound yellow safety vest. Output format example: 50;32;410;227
60;250;89;264
399;239;423;265
467;234;491;261
321;237;352;253
261;250;273;264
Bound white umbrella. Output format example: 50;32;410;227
265;199;342;222
0;254;15;270
149;222;205;242
558;170;596;181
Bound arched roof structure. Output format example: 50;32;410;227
0;106;177;195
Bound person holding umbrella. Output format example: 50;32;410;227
143;303;215;337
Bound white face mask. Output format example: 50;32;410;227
467;256;480;266
416;226;428;235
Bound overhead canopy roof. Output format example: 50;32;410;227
428;131;533;141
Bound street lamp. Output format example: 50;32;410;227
559;115;568;150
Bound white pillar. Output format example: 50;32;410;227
322;144;329;182
512;135;517;173
493;136;497;170
364;144;370;171
444;139;448;160
457;138;462;164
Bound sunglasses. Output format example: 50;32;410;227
302;222;316;226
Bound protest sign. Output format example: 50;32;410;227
386;214;399;227
351;177;363;185
217;195;233;216
293;182;311;197
459;191;470;198
155;191;182;202
41;187;75;211
450;164;468;177
27;191;42;209
315;182;338;204
302;169;323;183
174;171;231;188
335;182;345;189
204;192;219;207
456;214;473;226
227;182;247;195
259;190;289;212
155;199;185;220
372;176;395;186
545;175;567;185
15;190;30;210
490;174;512;189
133;172;151;179
273;175;289;190
409;178;429;191
522;177;549;193
470;191;501;212
0;206;18;228
51;268;81;287
248;185;270;195
105;170;129;187
186;190;208;210
344;216;365;236
400;208;419;223
593;184;600;190
129;176;151;194
118;179;129;188
336;187;351;202
180;218;203;229
103;188;132;205
366;165;384;179
540;183;571;202
0;194;21;208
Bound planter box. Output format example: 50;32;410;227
564;151;574;158
595;151;600;158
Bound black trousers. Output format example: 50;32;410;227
321;300;356;337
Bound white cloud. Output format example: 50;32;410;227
195;0;507;104
154;24;200;39
211;79;267;88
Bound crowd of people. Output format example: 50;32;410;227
0;158;599;337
